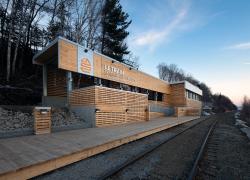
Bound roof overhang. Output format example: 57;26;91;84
32;37;59;65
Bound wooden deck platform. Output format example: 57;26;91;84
0;116;199;180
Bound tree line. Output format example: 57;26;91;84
241;96;250;124
157;63;237;112
0;0;137;83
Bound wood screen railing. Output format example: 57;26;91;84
69;86;149;127
69;86;96;105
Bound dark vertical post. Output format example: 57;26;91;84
43;64;47;96
98;78;102;86
66;71;73;106
155;92;158;101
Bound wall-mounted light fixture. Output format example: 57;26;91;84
40;110;49;115
126;109;129;112
112;60;115;63
95;108;100;113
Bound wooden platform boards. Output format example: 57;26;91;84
0;116;199;180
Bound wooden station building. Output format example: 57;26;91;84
33;37;202;127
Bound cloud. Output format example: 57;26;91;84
226;42;250;50
133;7;188;51
243;62;250;65
128;0;223;52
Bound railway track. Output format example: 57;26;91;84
100;116;217;180
188;118;219;180
194;112;250;180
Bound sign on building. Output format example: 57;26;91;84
77;45;94;76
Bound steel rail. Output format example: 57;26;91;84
187;118;218;180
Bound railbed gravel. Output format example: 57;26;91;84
196;113;250;180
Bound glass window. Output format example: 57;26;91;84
157;93;163;101
148;90;154;100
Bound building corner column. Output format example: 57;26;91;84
66;71;73;107
43;64;47;97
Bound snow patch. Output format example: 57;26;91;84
235;119;248;128
235;113;250;140
240;127;250;139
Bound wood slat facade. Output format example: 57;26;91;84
47;68;67;97
69;86;148;127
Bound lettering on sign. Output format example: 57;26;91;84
103;64;124;76
102;64;136;83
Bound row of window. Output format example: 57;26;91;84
73;73;165;101
71;72;200;102
186;90;201;101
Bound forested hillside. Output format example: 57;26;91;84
0;0;135;105
158;63;237;112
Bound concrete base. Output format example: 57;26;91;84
70;106;96;128
42;96;67;107
149;104;174;116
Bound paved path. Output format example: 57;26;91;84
0;116;199;179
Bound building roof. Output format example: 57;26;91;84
170;81;203;95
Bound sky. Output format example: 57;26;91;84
120;0;250;106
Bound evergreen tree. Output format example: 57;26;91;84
100;0;131;62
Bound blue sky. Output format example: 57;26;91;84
121;0;250;106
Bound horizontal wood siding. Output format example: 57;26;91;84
186;99;202;109
149;94;171;107
47;68;66;97
69;86;148;127
186;108;201;116
93;53;170;94
149;112;166;119
96;112;126;126
175;107;201;117
170;83;186;106
34;109;51;134
126;92;148;123
95;87;126;106
95;86;148;127
58;39;77;72
69;86;95;105
175;107;187;117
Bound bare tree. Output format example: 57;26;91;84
124;52;140;69
72;0;103;49
11;0;29;76
6;0;17;81
157;63;185;83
